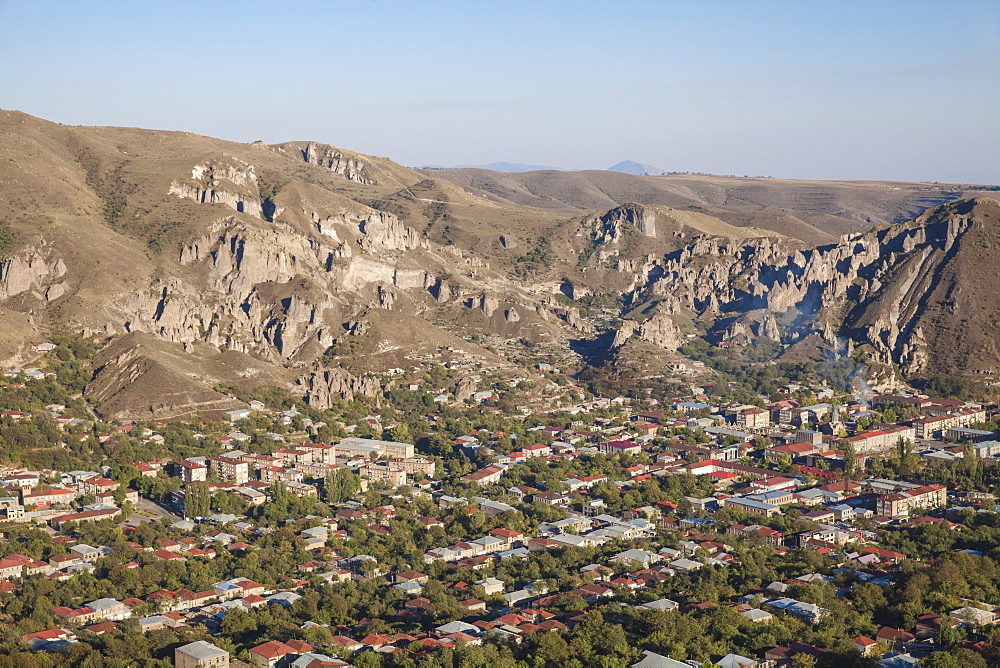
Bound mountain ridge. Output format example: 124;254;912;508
2;110;999;417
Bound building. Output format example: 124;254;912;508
248;640;296;667
600;440;642;456
462;465;504;486
299;443;337;464
21;487;76;507
178;460;208;484
84;598;131;621
913;409;987;439
389;457;436;476
765;442;819;462
876;484;947;518
736;408;769;429
175;640;229;668
338;436;415;459
945;427;995;443
723;497;781;517
272;448;313;465
973;441;1000;459
0;553;50;579
727;524;784;546
846;426;915;454
80;476;120;496
208;456;249;484
358;463;407;487
50;508;121;530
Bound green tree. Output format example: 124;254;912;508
841;439;857;479
184;483;211;518
326;468;361;504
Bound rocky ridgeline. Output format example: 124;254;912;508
614;199;984;374
26;156;584;408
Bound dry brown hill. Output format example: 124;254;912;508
3;110;999;413
421;167;996;245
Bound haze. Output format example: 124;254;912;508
1;0;998;183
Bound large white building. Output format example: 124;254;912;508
338;437;415;459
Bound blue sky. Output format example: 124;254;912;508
2;0;998;183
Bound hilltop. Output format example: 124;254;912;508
607;159;668;176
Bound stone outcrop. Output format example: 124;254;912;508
301;142;373;184
357;211;424;251
598;204;657;240
613;312;683;351
0;249;67;300
454;376;479;403
299;368;383;409
169;157;263;218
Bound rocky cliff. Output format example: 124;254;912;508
612;197;1000;380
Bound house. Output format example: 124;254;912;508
22;628;76;650
850;636;879;656
0;553;50;579
462;465;504;486
631;651;690;668
174;640;229;668
460;598;487;612
508;485;538;502
248;640;299;667
715;655;758;668
641;599;679;612
611;549;659;568
950;605;998;627
876;627;916;650
476;577;504;595
532;491;569;507
741;608;773;623
395;570;429;584
86;598;131;621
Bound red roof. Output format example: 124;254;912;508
250;640;296;659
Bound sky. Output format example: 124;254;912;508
2;0;999;183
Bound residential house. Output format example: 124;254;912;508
175;641;229;668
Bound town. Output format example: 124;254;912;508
1;338;1000;668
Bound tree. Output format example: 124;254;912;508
325;468;360;504
841;439;857;479
921;648;987;668
184;483;211;518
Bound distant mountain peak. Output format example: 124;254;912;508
607;160;667;176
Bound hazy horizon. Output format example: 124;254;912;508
2;0;998;184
